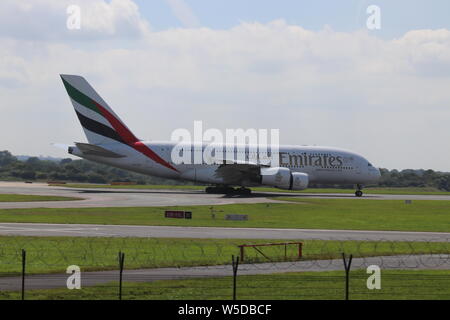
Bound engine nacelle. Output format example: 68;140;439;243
290;172;309;190
260;167;309;190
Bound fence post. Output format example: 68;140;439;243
231;255;239;300
284;244;287;260
342;253;353;301
21;249;26;301
118;251;125;300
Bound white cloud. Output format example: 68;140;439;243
0;0;150;41
165;0;200;28
1;8;450;171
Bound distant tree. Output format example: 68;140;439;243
87;174;107;184
437;176;450;191
20;171;36;180
36;173;48;180
2;150;450;189
0;151;17;166
60;158;73;165
26;157;40;166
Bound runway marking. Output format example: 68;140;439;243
0;225;119;236
0;223;448;242
2;223;446;237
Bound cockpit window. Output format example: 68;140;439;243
368;163;373;167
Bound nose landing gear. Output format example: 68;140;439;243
355;184;363;197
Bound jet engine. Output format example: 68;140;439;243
260;167;309;190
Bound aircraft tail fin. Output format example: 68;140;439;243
60;74;139;146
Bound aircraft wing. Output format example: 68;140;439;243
213;160;269;185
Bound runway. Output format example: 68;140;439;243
1;181;450;242
0;182;282;208
0;222;449;242
1;181;450;209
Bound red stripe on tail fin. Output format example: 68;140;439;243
93;101;179;172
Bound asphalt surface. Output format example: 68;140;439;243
0;182;278;208
1;254;449;291
0;222;449;242
1;182;449;295
2;181;450;209
1;181;450;242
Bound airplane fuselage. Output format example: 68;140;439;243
70;141;381;187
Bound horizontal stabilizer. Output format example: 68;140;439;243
75;143;125;158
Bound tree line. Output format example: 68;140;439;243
1;150;450;190
0;150;181;185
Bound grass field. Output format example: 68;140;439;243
0;199;449;232
0;236;448;275
1;270;449;300
0;194;82;202
53;183;450;195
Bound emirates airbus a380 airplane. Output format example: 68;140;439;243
60;74;381;197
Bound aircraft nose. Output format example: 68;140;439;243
375;167;381;179
367;166;381;182
371;167;381;181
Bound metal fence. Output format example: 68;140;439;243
0;238;449;300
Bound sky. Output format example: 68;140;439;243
0;0;450;171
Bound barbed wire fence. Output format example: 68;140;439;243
0;237;449;300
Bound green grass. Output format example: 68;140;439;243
1;270;449;300
0;194;82;202
55;183;450;195
0;236;448;275
0;199;450;232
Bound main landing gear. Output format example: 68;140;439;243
355;184;363;197
205;186;252;195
